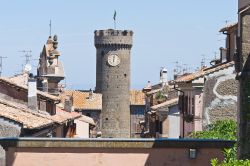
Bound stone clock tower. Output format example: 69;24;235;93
94;29;133;138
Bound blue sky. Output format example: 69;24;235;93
0;0;237;89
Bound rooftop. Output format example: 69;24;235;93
3;75;59;101
151;98;178;110
174;61;235;83
60;90;102;110
0;98;54;129
60;90;146;110
219;23;237;32
52;107;81;125
130;90;145;105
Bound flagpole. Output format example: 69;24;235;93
113;10;116;30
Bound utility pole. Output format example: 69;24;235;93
0;56;7;77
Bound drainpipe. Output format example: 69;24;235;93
173;84;185;138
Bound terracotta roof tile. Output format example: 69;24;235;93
175;61;234;83
60;90;102;110
151;98;178;110
51;107;81;124
2;76;59;101
130;90;145;105
8;73;29;86
0;77;60;101
0;99;54;129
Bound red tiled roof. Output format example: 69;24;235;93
60;90;102;110
130;90;145;105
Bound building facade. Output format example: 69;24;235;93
94;29;133;138
236;0;250;158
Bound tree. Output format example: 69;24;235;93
190;120;250;166
189;120;236;140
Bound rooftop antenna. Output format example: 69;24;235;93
173;61;182;75
224;20;230;25
49;20;52;37
19;50;32;65
183;64;188;74
201;54;206;68
213;51;218;60
0;56;7;77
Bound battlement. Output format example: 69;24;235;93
94;29;133;47
94;29;133;37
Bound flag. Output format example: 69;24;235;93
113;10;117;21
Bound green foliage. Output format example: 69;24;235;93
155;91;166;101
189;120;250;166
189;120;237;140
155;91;167;102
211;158;250;166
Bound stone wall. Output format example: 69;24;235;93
95;29;133;138
81;110;101;138
0;118;21;166
238;6;250;159
130;105;145;138
203;65;237;127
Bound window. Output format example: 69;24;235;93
191;97;195;115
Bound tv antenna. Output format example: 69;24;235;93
224;20;230;25
0;56;7;76
201;54;206;68
19;50;32;65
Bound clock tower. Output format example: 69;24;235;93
94;29;133;138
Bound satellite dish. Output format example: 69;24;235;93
24;64;32;72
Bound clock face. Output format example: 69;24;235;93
107;54;120;66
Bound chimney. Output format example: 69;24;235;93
160;67;168;85
28;73;38;110
64;95;73;112
89;89;93;99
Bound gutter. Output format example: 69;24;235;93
173;84;185;138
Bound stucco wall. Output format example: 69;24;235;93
75;119;89;138
1;138;234;166
203;66;237;127
168;105;180;138
6;147;223;166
